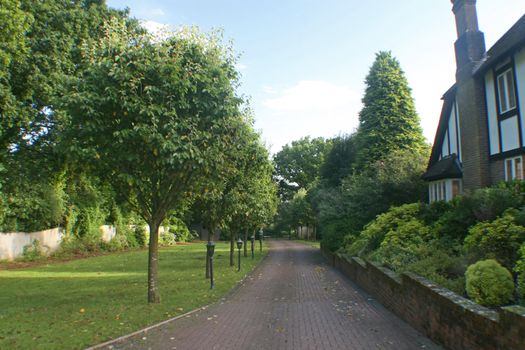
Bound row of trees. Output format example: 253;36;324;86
0;0;277;303
271;51;429;249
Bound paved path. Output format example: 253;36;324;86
105;240;441;350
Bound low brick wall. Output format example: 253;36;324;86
321;246;525;350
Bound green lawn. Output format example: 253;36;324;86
294;239;320;249
0;242;267;350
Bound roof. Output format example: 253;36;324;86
474;14;525;76
422;154;463;181
426;85;456;169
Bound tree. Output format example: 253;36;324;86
1;0;129;156
223;129;277;262
356;51;426;168
320;134;356;187
273;136;330;200
62;20;243;303
1;1;131;234
0;0;32;155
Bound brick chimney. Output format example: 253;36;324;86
451;0;486;79
450;0;490;191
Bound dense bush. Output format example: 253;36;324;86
405;241;467;294
515;243;525;301
344;203;424;257
464;211;525;269
372;219;429;270
432;186;523;241
465;259;514;307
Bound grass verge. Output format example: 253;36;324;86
0;242;267;350
294;239;320;249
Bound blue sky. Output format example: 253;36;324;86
106;0;525;153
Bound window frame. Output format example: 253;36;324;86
504;156;524;181
496;68;517;115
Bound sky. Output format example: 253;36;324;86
105;0;525;154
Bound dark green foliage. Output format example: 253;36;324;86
320;134;356;187
273;136;330;200
356;51;426;168
133;225;148;248
515;243;525;301
464;211;525;270
466;259;514;307
345;203;424;257
340;148;429;234
405;243;466;295
372;219;428;270
432;185;522;241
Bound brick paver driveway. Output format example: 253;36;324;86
103;240;441;350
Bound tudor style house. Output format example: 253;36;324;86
423;0;525;202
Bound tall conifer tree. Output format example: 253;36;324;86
356;51;426;168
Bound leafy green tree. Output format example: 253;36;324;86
2;0;129;155
62;20;243;303
320;134;356;187
356;51;426;168
223;129;277;262
0;0;32;154
273;136;330;200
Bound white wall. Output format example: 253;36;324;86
0;228;64;261
485;71;501;155
514;47;525;146
0;225;121;261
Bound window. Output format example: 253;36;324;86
429;179;462;203
497;69;517;114
505;156;523;181
452;180;461;197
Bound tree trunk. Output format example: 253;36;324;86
230;232;235;266
148;220;161;304
313;225;317;241
243;230;248;257
306;224;310;241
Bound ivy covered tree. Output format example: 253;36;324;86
356;51;426;168
62;20;243;303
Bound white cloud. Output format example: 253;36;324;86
257;80;362;153
264;80;358;112
140;20;169;35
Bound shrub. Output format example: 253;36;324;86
464;211;525;269
432;186;522;241
159;229;177;246
104;234;129;252
372;218;429;270
345;203;423;257
133;225;148;247
406;242;467;295
515;243;525;301
165;217;192;242
21;240;45;261
465;259;514;307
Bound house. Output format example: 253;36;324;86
423;0;525;202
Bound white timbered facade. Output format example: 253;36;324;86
424;1;525;202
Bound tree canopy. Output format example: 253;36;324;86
356;51;426;168
62;19;245;303
273;136;330;200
